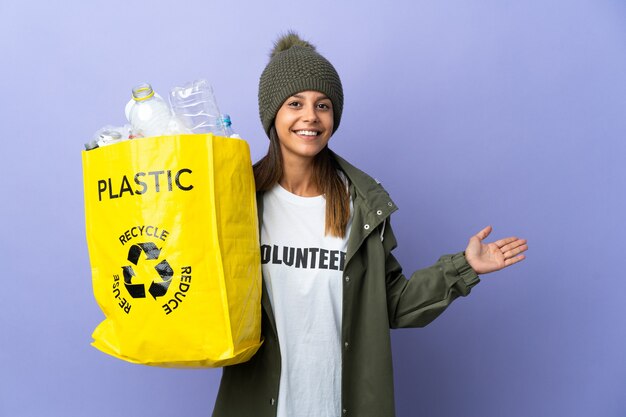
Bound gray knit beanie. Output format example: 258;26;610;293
258;32;344;137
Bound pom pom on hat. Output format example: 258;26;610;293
270;31;316;58
258;31;344;137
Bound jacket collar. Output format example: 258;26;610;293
330;150;398;263
331;150;397;221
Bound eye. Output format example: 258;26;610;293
287;100;302;108
317;102;331;110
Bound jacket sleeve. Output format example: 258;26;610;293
382;220;480;329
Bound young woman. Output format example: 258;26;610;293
213;33;527;417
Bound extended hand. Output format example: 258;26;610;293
465;226;527;275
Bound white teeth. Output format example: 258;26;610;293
295;130;318;136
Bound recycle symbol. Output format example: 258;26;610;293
121;242;174;299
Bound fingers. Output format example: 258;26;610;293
501;239;528;268
503;254;526;267
494;237;516;248
504;243;528;258
499;238;527;252
474;225;493;241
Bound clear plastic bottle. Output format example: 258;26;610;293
85;125;130;150
127;83;172;138
97;129;124;147
169;79;225;135
221;114;241;138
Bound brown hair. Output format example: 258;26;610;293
253;126;351;238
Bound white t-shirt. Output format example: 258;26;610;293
261;184;352;417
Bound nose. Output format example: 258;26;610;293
302;103;319;123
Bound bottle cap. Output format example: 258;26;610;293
99;130;123;141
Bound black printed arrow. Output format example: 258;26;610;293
127;242;161;265
122;265;146;298
148;259;174;299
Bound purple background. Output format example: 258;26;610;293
1;1;625;416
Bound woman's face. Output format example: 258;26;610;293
274;90;334;164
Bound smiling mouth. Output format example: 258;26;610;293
293;130;321;137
